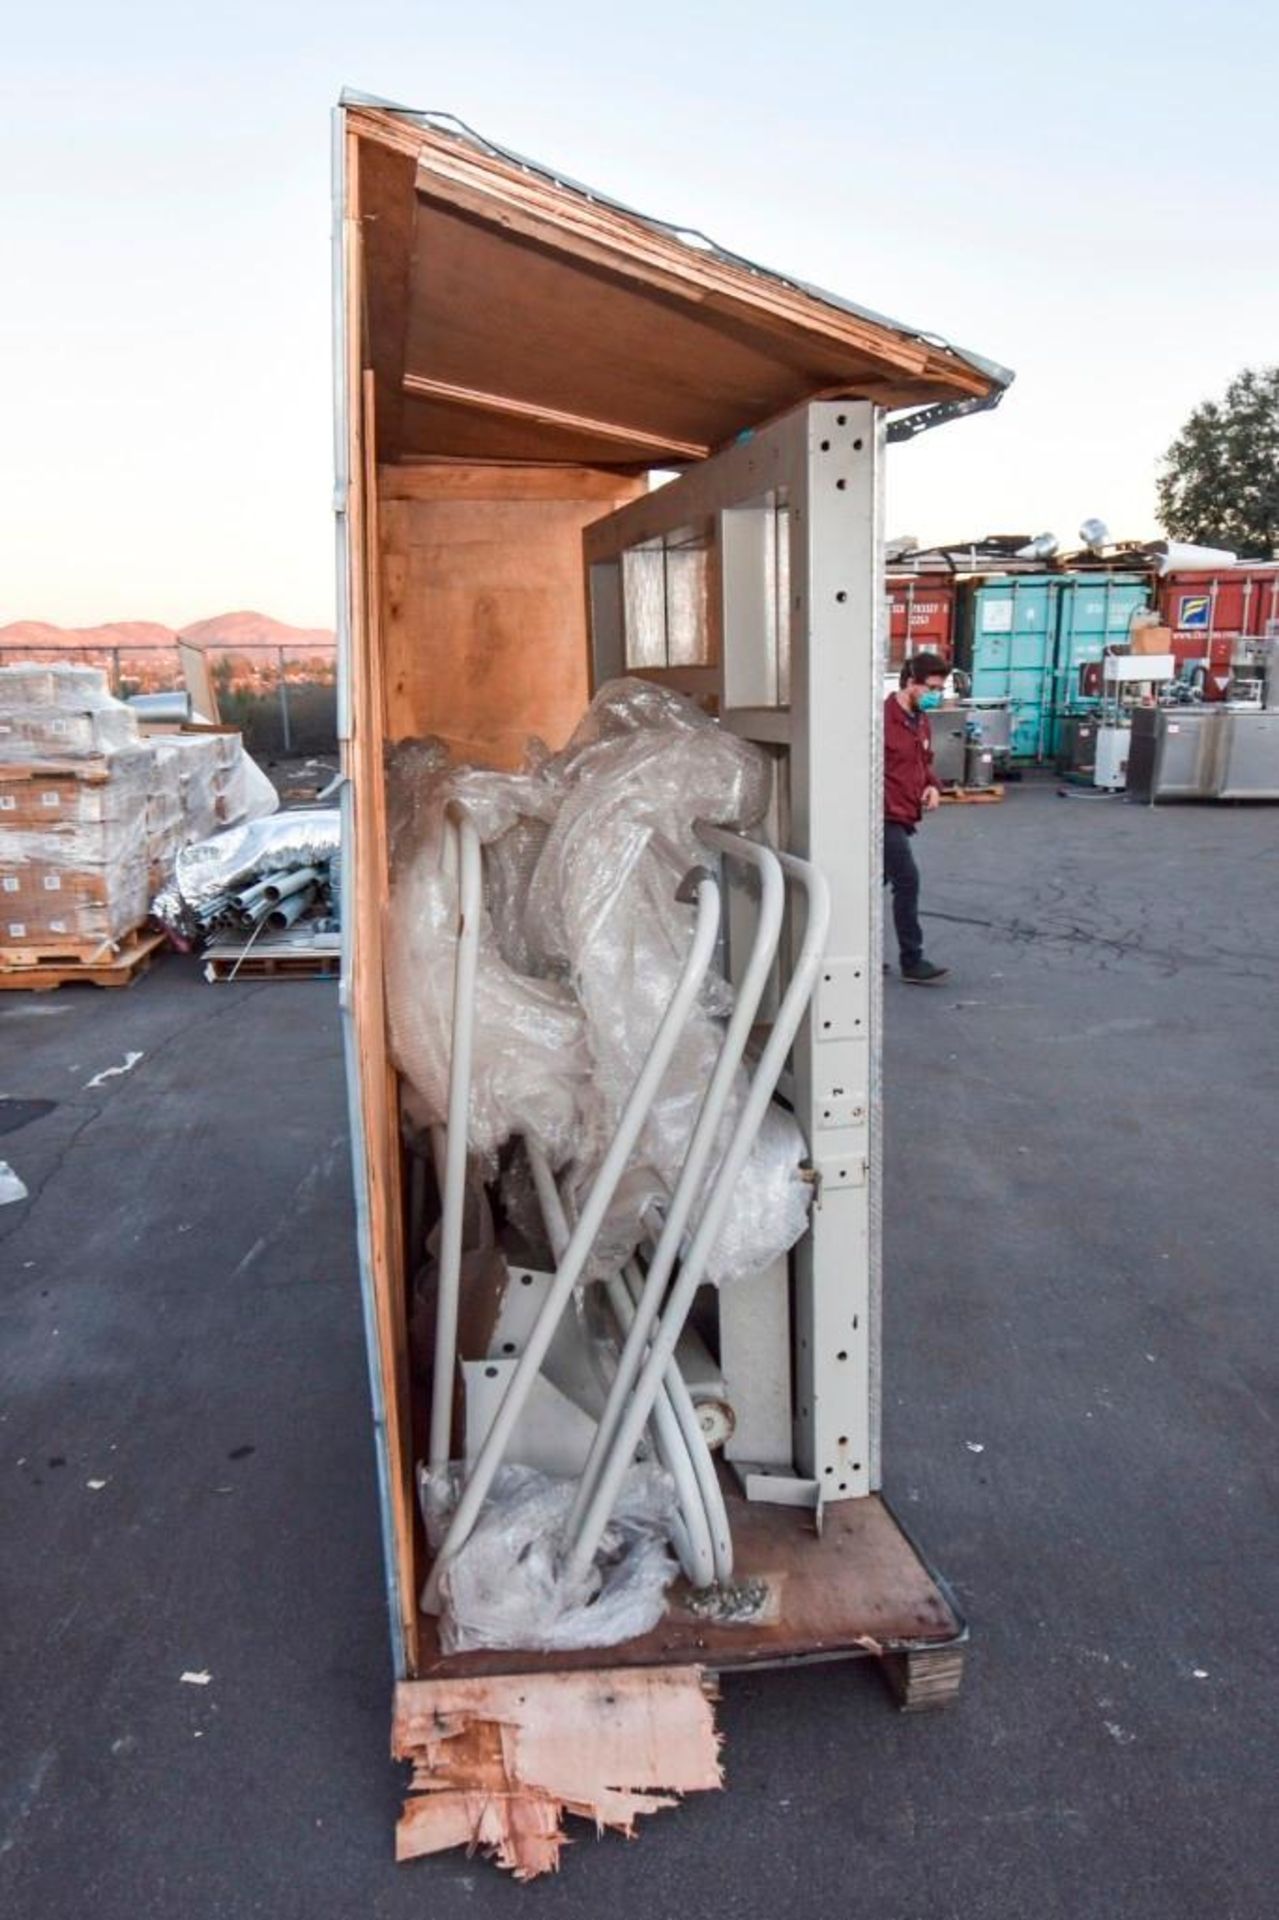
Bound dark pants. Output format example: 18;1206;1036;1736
884;820;924;967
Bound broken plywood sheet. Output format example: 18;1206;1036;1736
393;1665;722;1878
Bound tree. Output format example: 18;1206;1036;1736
1157;366;1279;559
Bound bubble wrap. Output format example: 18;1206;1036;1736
523;678;805;1274
421;1461;678;1654
384;756;587;1170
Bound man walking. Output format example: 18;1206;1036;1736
884;651;949;984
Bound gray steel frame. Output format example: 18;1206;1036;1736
583;401;885;1499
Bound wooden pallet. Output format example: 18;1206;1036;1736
0;926;166;991
939;782;1005;805
203;936;340;982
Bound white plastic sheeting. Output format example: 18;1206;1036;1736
420;1460;678;1654
386;679;812;1282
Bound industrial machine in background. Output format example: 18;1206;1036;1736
1127;638;1279;802
1093;652;1176;790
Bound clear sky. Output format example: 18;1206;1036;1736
2;0;1274;628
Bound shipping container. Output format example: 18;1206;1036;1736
957;573;1151;761
956;575;1058;759
1157;567;1279;696
886;572;956;667
335;94;1010;1872
1049;574;1150;751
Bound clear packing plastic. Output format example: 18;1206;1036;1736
1;662;272;949
525;680;801;1277
384;752;588;1170
386;679;811;1279
0;713;153;947
420;1461;679;1654
392;681;817;1651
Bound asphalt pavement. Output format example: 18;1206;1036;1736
1;780;1275;1918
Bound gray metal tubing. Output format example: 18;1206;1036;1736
427;806;484;1475
604;1272;716;1589
619;1257;728;1584
564;830;785;1574
266;886;318;931
263;865;321;904
423;872;721;1610
565;845;832;1584
233;879;276;913
525;1142;716;1590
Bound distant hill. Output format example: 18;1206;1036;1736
0;611;335;652
179;612;335;651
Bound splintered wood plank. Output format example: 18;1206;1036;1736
393;1667;722;1878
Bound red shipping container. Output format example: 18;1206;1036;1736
886;573;956;668
1157;567;1279;698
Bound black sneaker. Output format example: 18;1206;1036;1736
901;959;949;984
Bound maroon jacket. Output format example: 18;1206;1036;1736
884;692;939;826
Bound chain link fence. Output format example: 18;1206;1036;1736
0;642;338;760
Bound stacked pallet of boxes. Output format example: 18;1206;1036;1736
0;665;262;980
0;666;154;963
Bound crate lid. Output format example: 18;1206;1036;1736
341;96;1013;469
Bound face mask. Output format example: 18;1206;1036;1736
918;689;943;711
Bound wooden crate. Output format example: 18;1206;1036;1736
335;98;1005;1874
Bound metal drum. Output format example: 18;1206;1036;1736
964;741;995;789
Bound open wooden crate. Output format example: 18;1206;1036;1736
335;94;1010;1876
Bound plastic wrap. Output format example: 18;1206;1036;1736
384;753;587;1169
421;1461;678;1654
386;683;809;1278
146;734;277;898
704;1101;812;1285
522;679;777;1267
0;703;140;763
0;749;154;947
0;663;117;711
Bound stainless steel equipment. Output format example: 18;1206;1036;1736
962;698;1012;766
1212;710;1279;799
1095;653;1176;790
1093;724;1131;790
1056;713;1098;777
1127;707;1220;802
964;741;995;788
928;707;967;787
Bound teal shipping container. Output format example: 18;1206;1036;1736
958;576;1058;761
959;574;1152;761
1049;575;1151;752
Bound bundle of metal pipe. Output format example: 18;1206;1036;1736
152;809;341;941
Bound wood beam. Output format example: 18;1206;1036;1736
401;372;709;460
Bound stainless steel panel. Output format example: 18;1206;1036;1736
1128;707;1220;802
1213;710;1279;799
929;709;966;786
